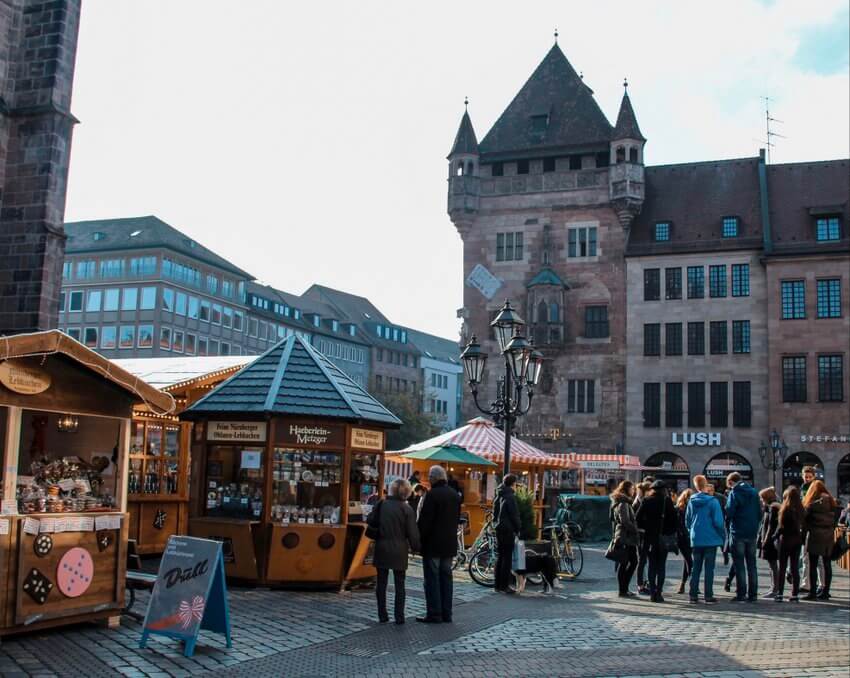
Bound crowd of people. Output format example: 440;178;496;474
609;466;846;603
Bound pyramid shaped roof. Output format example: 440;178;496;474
448;110;479;157
479;45;613;158
527;267;567;288
183;335;401;427
613;92;645;141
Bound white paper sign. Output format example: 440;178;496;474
58;479;76;492
466;264;503;300
240;450;262;470
1;500;17;515
94;514;122;531
0;519;9;535
39;518;56;533
54;518;69;533
23;517;40;535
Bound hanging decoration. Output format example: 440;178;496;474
33;534;53;557
56;414;79;433
96;530;113;552
153;509;167;530
57;547;94;598
22;568;53;604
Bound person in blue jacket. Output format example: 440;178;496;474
725;472;762;602
685;474;726;604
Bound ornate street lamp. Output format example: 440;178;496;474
460;299;543;475
759;428;788;490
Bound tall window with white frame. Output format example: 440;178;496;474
816;279;841;318
815;216;841;242
568;226;597;258
781;280;806;319
496;232;524;261
568;379;595;413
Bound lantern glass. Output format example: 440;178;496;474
527;350;544;387
460;335;487;385
490;300;525;353
505;333;532;383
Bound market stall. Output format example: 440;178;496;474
566;453;643;496
113;356;254;554
180;335;400;587
0;330;173;636
386;417;577;545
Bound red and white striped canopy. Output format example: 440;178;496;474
567;453;643;470
387;417;577;469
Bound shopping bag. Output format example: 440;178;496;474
512;537;526;571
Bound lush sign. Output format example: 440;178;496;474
140;536;232;657
671;432;721;447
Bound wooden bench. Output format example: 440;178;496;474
123;539;157;621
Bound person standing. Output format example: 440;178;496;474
685;475;726;604
635;480;678;603
408;469;421;486
416;465;461;623
774;485;804;602
370;479;420;624
408;484;425;515
633;480;653;595
675;488;695;595
610;481;640;598
798;465;820;592
725;472;762;602
802;480;837;601
757;487;781;599
492;474;522;594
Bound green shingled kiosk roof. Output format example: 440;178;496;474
182;335;402;427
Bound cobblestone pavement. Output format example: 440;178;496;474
0;545;847;677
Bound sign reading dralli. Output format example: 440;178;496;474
672;432;721;447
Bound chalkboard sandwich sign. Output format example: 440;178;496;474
140;536;232;657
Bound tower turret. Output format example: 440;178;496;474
447;100;480;234
609;80;645;229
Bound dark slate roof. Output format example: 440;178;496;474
303;284;391;325
478;45;613;159
613;92;645;141
766;159;850;255
527;267;567;288
64;215;253;279
183;335;401;426
448;110;479;157
627;157;764;256
403;328;460;365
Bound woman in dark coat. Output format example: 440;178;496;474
802;480;836;600
758;487;781;598
675;489;694;594
635;480;678;603
369;478;420;624
610;481;640;598
774;485;804;602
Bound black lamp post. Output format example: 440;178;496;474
759;429;788;490
460;300;544;475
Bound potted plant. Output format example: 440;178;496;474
515;484;550;555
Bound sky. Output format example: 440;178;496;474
64;0;850;339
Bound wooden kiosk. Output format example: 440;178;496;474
181;335;401;586
0;331;173;635
114;356;253;554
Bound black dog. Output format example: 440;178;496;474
514;551;558;594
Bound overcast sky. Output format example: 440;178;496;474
64;0;849;339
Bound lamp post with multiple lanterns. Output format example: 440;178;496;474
460;300;544;476
759;429;788;491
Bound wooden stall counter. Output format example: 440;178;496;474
266;523;348;584
189;517;260;581
0;512;127;635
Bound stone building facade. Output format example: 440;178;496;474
0;0;81;335
449;44;644;454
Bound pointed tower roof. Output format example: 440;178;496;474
613;87;645;141
448;109;479;158
479;45;613;158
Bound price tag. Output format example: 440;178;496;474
206;500;216;509
78;516;94;531
307;518;315;524
23;517;40;535
0;519;9;535
39;518;56;533
58;479;76;492
298;518;306;524
1;500;17;515
208;481;217;489
323;518;330;525
281;520;289;526
240;497;248;506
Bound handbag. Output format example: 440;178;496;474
512;537;526;571
605;539;629;563
364;500;383;540
659;497;679;554
830;531;849;562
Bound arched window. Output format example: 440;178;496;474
704;452;753;485
466;161;474;176
643;452;691;493
782;451;824;490
629;147;639;163
549;302;559;323
537;300;549;324
456;162;464;176
615;146;626;164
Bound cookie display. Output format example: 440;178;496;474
96;530;113;552
22;568;53;604
57;547;94;598
33;534;53;557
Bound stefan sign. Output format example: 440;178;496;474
672;432;721;447
800;434;849;444
207;422;267;443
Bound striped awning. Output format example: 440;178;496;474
567;453;643;470
387;417;577;469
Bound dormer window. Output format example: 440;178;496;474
92;231;106;241
516;159;529;175
816;216;841;242
348;325;356;337
543;157;556;173
629;148;638;163
654;222;671;242
376;324;383;337
531;114;549;134
313;315;320;328
331;320;339;332
722;216;739;238
293;309;301;320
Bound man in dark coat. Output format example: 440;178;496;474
725;472;762;602
635;480;678;603
492;474;521;593
417;465;460;623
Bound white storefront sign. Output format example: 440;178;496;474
577;460;620;470
799;434;849;444
207;421;267;442
671;432;721;447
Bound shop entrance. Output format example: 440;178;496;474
837;453;850;505
643;452;691;493
782;451;824;490
704;452;754;486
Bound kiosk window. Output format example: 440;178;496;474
270;449;342;524
204;445;265;519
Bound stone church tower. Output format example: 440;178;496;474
448;44;644;454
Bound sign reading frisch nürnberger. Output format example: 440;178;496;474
207;421;267;443
276;421;345;449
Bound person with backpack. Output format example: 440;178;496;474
725;472;762;602
685;475;726;604
492;474;522;594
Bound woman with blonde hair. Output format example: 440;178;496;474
675;488;694;594
802;480;836;600
610;480;640;597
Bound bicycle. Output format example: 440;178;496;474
466;510;498;587
452;514;471;570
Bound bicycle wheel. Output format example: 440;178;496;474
566;521;585;542
452;550;467;570
559;538;584;578
468;544;496;587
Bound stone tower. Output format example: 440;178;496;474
0;1;81;335
448;44;645;454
